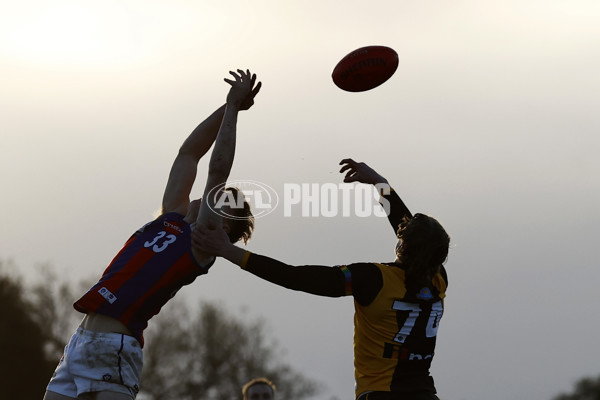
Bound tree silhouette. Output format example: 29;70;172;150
553;375;600;400
141;299;319;400
1;260;319;399
0;261;57;399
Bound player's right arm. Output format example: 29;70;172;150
161;72;261;217
195;70;259;230
192;224;346;295
191;70;260;263
191;225;383;302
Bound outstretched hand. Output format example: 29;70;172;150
225;69;262;111
339;158;389;185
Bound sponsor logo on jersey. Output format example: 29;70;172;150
163;221;184;233
98;287;117;304
383;342;433;360
416;287;433;300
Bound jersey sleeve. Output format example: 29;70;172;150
245;253;347;297
347;263;384;306
244;254;386;304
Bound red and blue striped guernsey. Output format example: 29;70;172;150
74;212;214;346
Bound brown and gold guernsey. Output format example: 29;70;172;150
353;262;447;397
241;189;448;398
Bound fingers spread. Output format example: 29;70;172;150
252;81;262;96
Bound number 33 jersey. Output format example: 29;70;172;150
74;212;214;346
353;262;447;395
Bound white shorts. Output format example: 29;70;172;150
46;327;143;399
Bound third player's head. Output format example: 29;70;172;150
242;377;276;400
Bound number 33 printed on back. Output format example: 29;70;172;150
144;231;177;253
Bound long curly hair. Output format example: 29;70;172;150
395;213;450;287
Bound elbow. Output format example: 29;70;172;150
176;147;200;164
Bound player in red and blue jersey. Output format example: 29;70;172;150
44;69;261;400
193;159;450;400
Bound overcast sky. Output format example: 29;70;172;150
2;1;599;399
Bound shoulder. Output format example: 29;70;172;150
158;211;187;220
134;212;189;237
381;261;406;270
346;262;384;306
372;261;407;276
152;212;187;226
346;262;382;277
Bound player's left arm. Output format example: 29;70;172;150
162;72;261;216
339;158;412;233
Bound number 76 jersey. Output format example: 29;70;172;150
353;262;447;395
74;212;213;347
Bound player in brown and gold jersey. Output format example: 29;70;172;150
193;159;450;400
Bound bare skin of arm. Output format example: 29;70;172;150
162;71;261;217
192;70;260;263
159;70;260;263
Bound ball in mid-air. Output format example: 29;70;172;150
332;45;399;92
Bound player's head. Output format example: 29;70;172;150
221;186;254;245
185;187;254;244
242;377;276;400
395;213;450;285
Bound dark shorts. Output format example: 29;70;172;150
357;391;440;400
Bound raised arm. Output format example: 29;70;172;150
162;105;227;215
339;158;412;233
161;71;261;216
195;69;260;230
